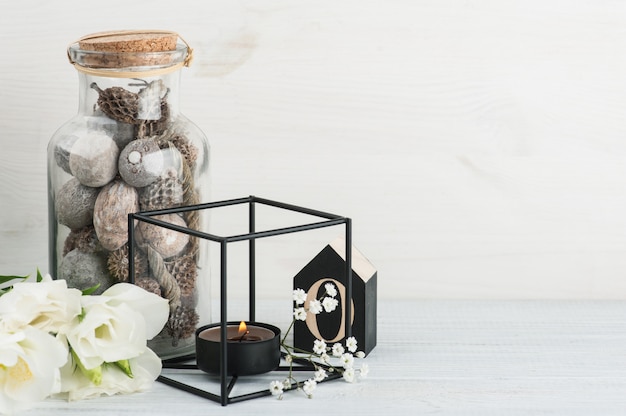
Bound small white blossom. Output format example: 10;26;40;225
269;380;284;398
355;351;366;359
282;379;291;390
343;367;356;383
360;363;369;378
293;307;307;321
308;299;323;315
292;289;307;305
285;354;293;364
314;368;327;382
302;379;316;397
320;353;331;364
322;297;339;313
340;353;354;369
313;339;327;355
324;283;337;298
346;336;358;353
331;343;345;357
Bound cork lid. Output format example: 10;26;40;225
78;31;178;53
68;30;192;72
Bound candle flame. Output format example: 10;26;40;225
238;321;247;336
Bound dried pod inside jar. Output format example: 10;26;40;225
48;30;210;360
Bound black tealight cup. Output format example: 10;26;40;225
196;321;281;376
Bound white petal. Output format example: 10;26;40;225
101;283;169;339
60;348;162;401
0;327;68;414
67;302;147;369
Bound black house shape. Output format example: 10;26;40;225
293;236;377;356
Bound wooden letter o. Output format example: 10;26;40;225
304;278;354;343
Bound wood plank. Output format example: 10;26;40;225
21;300;626;414
1;1;626;298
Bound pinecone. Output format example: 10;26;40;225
107;244;148;282
169;133;198;168
139;168;183;211
91;80;169;129
136;101;170;138
165;254;197;298
135;277;162;296
156;128;198;168
91;83;138;124
63;226;100;255
166;305;199;346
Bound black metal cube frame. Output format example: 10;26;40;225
128;195;352;406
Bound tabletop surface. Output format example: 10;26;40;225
24;300;626;415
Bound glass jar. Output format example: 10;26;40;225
48;30;210;360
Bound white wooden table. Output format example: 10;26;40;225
25;300;626;415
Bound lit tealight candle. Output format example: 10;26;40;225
198;321;275;343
196;321;281;376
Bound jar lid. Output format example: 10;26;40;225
68;30;193;77
78;30;178;53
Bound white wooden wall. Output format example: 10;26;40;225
1;0;626;299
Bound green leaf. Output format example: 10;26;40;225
81;284;101;296
71;349;102;386
77;307;86;322
114;359;134;378
0;275;28;285
36;268;44;282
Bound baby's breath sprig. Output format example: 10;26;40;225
269;282;368;399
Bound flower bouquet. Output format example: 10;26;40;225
0;270;169;415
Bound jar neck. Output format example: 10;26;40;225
77;71;181;121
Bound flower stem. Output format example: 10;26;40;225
281;318;295;345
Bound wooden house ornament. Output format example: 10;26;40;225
293;236;377;356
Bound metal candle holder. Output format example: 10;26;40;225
128;196;352;406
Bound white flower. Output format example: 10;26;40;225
302;379;316;397
313;368;327;382
340;353;354;369
292;288;307;305
282;379;291;390
285;354;293;364
0;276;82;333
331;343;345;357
293;307;307;321
346;336;358;353
308;299;323;315
65;284;169;371
355;351;366;359
320;353;330;364
322;297;339;313
269;380;284;397
324;282;337;298
342;367;356;383
66;298;147;370
0;276;169;405
360;363;369;378
313;339;327;355
58;348;162;401
0;327;68;414
98;283;169;339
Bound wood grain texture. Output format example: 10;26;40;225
1;1;626;298
23;300;626;415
